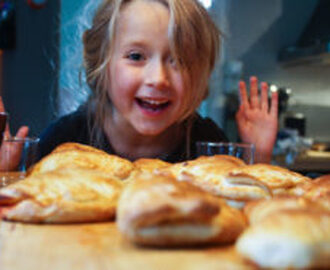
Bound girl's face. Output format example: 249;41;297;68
107;0;186;136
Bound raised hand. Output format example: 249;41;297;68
0;97;29;171
236;76;278;163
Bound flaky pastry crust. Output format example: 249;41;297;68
228;164;311;193
236;209;330;269
158;155;271;201
0;168;123;223
117;171;247;246
30;142;134;180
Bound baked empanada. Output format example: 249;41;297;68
243;196;326;225
50;142;107;155
290;174;330;210
158;155;271;202
236;209;330;269
133;158;171;173
117;171;247;246
237;194;330;269
0;168;123;223
30;142;134;180
228;164;311;194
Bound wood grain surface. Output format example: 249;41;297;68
0;221;256;270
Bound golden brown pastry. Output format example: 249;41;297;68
243;196;326;225
158;155;271;202
0;168;123;223
293;174;330;210
117;171;247;246
50;142;107;155
195;155;247;166
30;142;134;180
237;194;330;269
301;174;330;197
133;158;171;173
236;209;330;269
228;164;311;194
285;174;330;212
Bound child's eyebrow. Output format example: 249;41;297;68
120;40;149;51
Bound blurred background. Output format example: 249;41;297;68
1;0;330;174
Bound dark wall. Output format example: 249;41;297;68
227;0;318;75
2;0;60;137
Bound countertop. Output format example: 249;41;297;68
274;150;330;175
0;221;256;270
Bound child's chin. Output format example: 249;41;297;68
133;123;169;137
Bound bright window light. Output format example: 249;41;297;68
198;0;212;9
270;84;278;93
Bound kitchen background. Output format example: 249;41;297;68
1;0;329;171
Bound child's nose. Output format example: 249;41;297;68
145;60;170;89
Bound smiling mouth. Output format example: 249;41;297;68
135;98;171;112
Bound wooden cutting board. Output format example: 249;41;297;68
0;221;256;270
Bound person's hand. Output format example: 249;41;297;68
236;76;278;163
0;97;29;171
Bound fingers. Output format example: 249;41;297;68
3;123;11;139
249;76;260;109
0;98;30;141
4;126;29;140
238;81;250;109
0;96;5;113
240;76;276;115
269;90;278;118
260;82;269;112
235;104;244;120
15;126;29;139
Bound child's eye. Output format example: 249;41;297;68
127;52;144;61
169;57;178;69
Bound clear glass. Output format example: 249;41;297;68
0;137;39;187
196;141;255;164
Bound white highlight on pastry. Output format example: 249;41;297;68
137;224;219;240
237;233;321;269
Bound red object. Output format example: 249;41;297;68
27;0;47;9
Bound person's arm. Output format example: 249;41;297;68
0;97;29;171
235;76;278;163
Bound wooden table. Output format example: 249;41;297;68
0;221;256;270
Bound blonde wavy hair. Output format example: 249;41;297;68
83;0;221;148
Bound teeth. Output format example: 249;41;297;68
140;99;168;105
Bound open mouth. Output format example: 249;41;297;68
135;98;171;112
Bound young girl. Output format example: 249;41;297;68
0;0;278;169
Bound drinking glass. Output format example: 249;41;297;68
196;142;255;164
0;137;39;187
